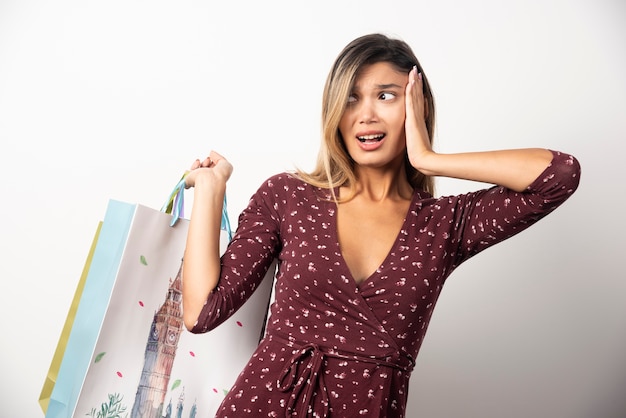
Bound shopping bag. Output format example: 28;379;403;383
39;223;103;413
44;177;275;418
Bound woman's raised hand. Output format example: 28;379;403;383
404;66;433;170
185;150;233;189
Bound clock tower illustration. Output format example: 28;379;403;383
131;261;184;417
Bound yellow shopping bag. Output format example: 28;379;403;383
38;223;102;413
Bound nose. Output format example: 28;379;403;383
357;98;377;124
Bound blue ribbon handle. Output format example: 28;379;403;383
221;197;233;241
161;173;233;240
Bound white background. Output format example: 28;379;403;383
1;1;625;417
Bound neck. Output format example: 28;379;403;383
351;163;413;202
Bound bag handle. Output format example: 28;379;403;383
161;173;187;223
161;172;233;240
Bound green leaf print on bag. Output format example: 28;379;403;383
86;393;128;418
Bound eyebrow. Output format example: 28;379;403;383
376;83;403;89
353;83;404;92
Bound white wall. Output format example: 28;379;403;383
1;1;625;417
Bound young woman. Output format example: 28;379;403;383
181;33;580;417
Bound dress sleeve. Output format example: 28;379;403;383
446;150;580;268
190;177;282;333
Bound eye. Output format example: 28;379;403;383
379;92;397;101
347;94;357;103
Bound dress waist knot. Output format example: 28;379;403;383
275;336;414;417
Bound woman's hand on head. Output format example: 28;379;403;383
185;150;233;189
404;66;434;170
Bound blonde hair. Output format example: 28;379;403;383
297;33;436;199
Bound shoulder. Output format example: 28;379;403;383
255;172;332;202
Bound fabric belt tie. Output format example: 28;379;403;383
276;339;415;418
278;343;329;418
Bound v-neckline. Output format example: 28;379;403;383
330;188;417;289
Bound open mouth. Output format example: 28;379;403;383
357;133;385;143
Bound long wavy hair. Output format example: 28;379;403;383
297;33;436;199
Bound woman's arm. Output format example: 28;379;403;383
405;67;554;192
182;151;232;331
442;150;580;267
413;148;554;192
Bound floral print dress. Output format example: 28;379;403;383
190;150;580;417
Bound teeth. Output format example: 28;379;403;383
357;134;384;141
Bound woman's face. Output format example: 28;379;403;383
339;61;408;170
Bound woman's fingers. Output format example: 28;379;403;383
407;66;424;120
190;155;215;170
209;150;233;180
185;151;233;189
208;150;227;166
199;156;212;168
405;67;433;169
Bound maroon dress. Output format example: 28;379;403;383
191;150;580;417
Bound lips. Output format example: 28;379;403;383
357;133;385;143
354;131;386;151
